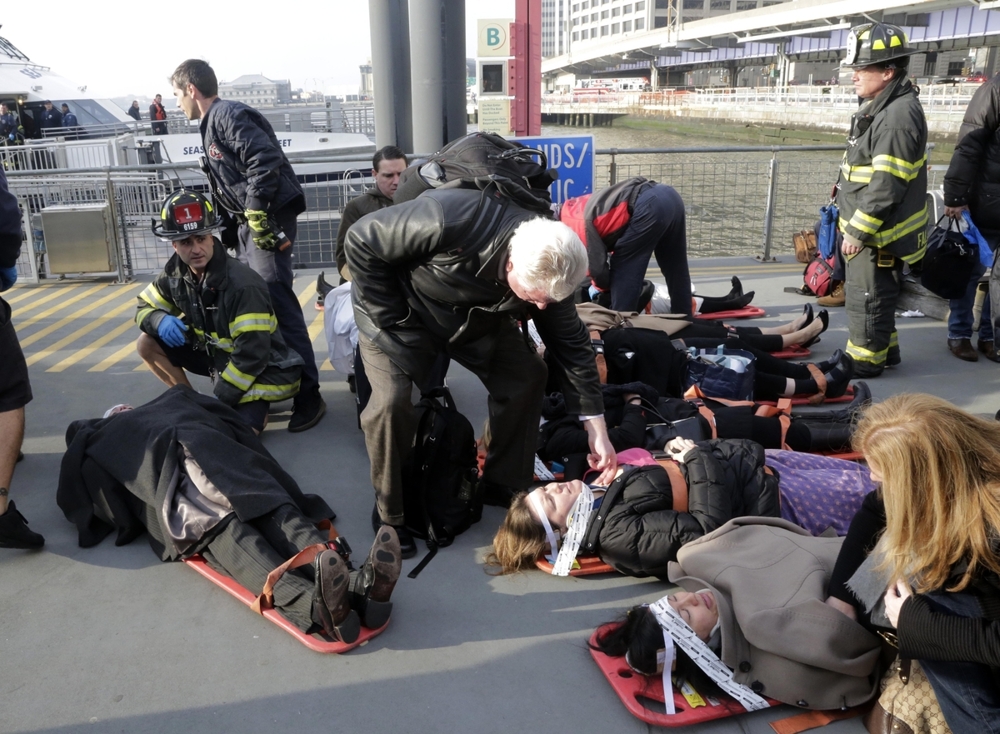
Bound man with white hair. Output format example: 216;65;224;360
346;186;615;557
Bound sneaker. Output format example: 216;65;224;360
312;549;361;643
288;390;326;433
817;282;845;307
351;526;402;629
0;501;45;549
370;505;417;559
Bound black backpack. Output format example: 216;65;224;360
394;132;557;215
402;386;482;576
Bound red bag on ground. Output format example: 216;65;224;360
802;255;836;297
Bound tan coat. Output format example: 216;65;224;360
576;302;692;337
667;517;882;710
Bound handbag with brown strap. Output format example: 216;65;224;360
864;657;952;734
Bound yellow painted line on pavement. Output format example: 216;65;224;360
47;320;134;372
26;300;136;366
19;285;140;348
307;308;324;342
2;288;43;305
320;358;334;371
13;283;108;333
12;285;82;315
89;341;140;372
297;281;317;308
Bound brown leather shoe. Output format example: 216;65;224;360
817;282;845;307
979;339;1000;363
948;338;979;362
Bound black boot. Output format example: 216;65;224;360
804;423;854;453
823;351;854;399
371;505;417;559
696;291;756;315
727;276;744;299
289;388;326;433
350;526;402;629
795;381;871;423
0;501;44;549
315;271;334;310
312;549;361;643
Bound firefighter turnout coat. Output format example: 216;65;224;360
135;240;303;406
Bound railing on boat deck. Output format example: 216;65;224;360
4;144;945;284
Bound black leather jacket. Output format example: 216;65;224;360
199;98;305;218
345;186;603;415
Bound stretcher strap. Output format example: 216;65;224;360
251;543;328;615
656;459;689;513
683;384;755;410
768;706;869;734
590;331;607;384
696;405;718;438
650;595;769;713
551;485;595;576
806;364;827;405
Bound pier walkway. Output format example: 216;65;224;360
2;257;991;734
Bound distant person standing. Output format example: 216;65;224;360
149;94;168;135
334;145;408;282
0;166;44;549
944;70;1000;363
836;23;927;378
38;101;62;132
60;104;80;139
169;59;325;432
0;104;20;143
126;100;142;121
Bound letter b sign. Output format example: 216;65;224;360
478;19;511;57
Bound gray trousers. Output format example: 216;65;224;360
845;246;902;376
359;324;547;526
201;504;326;632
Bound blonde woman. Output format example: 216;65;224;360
827;394;1000;733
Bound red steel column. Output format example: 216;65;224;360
510;0;542;136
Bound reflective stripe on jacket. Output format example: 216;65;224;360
836;77;928;263
136;240;303;405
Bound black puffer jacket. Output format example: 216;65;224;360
943;72;1000;238
580;439;781;577
346;185;603;415
199;98;305;218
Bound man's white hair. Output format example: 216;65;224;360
508;218;588;303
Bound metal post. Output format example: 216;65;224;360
410;0;451;153
758;153;778;262
105;172;127;283
608;150;618;185
443;0;466;143
18;202;39;285
370;0;413;151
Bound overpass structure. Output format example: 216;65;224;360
541;0;1000;88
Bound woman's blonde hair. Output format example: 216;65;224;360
483;492;547;574
852;393;1000;592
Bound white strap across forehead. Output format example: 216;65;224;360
529;491;561;564
551;485;594;576
650;594;769;713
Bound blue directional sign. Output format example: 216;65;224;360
512;135;594;205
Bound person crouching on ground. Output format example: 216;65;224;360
135;191;303;434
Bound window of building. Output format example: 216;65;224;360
612;6;620;15
923;51;937;76
581;0;589;6
656;0;669;7
601;9;609;18
591;12;598;20
623;19;632;30
682;0;700;8
624;3;632;11
573;30;580;40
736;0;756;9
572;2;579;9
636;0;645;7
947;60;966;76
601;24;609;35
654;15;668;26
636;16;645;28
612;22;621;32
710;0;730;9
591;27;599;37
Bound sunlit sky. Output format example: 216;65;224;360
2;1;513;101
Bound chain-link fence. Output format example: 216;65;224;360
7;143;944;283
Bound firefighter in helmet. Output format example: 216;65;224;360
135;190;303;432
836;22;928;377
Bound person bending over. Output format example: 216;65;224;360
56;387;401;644
135;191;303;434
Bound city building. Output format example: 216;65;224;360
218;74;293;107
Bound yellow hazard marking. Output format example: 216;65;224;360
19;285;139;348
89;341;141;372
12;283;108;334
2;288;44;305
296;281;318;308
320;358;334;371
307;308;324;342
26;300;135;366
47;320;134;372
11;286;83;316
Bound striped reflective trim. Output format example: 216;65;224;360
872;154;926;182
841;163;874;183
889;331;899;348
870;207;929;258
135;306;158;327
846;339;888;365
221;362;255;391
847;210;884;235
238;379;302;403
139;283;180;315
230;312;277;337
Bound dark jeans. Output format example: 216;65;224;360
948;266;992;341
919;591;1000;734
609;184;692;315
237;210;320;402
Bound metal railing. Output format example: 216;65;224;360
8;143;943;283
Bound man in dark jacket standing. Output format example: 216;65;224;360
149;94;168;135
126;101;142;121
837;23;927;378
335;145;407;282
944;72;1000;362
560;177;692;314
170;59;324;432
346;187;616;556
38;100;62;131
0;167;44;549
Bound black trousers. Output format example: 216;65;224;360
200;504;327;632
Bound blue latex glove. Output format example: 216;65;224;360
0;265;17;292
157;315;188;348
588;284;602;300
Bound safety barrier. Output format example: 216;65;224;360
6;143;944;284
